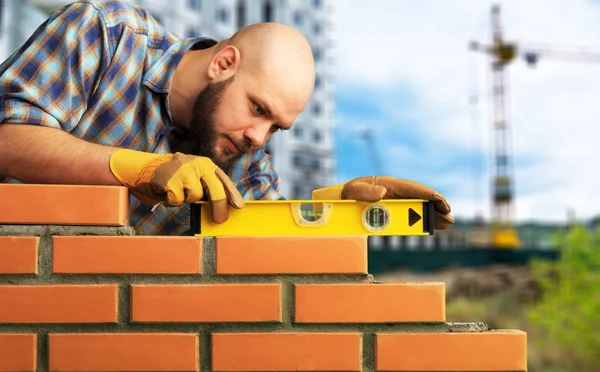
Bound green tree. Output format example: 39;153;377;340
528;224;600;370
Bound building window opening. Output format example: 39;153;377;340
294;125;303;138
237;0;246;28
313;47;322;61
293;11;303;25
186;27;197;38
263;0;273;22
188;0;201;10
312;103;321;116
313;22;321;35
217;8;230;23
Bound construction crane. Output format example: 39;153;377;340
360;128;385;175
470;4;600;249
345;127;386;176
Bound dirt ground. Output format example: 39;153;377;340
372;264;540;302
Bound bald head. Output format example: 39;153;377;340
171;23;317;163
221;23;315;119
228;23;314;75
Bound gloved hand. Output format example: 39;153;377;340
312;176;454;229
109;149;244;223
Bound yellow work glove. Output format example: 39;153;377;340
109;149;244;223
312;176;454;230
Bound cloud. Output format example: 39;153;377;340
330;0;600;222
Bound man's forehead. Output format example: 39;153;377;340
241;68;311;124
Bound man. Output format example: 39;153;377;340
0;0;454;235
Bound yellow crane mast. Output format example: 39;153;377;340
470;4;600;249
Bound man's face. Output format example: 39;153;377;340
184;71;305;169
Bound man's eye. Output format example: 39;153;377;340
253;102;265;116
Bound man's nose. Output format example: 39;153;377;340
244;122;271;148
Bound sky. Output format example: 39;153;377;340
329;0;600;223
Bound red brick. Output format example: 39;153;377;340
0;334;36;372
215;236;367;274
0;285;117;323
0;184;128;226
53;236;202;274
131;284;281;322
48;333;199;371
0;236;38;274
376;331;527;371
295;283;445;323
211;333;362;371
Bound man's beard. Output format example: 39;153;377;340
168;76;241;170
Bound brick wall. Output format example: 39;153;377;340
0;184;527;371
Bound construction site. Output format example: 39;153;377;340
366;4;599;270
370;6;600;370
0;1;598;370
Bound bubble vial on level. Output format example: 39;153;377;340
299;202;325;222
363;204;390;232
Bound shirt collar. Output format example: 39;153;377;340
142;37;217;94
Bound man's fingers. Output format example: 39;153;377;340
209;199;230;224
201;168;246;223
199;178;228;224
377;178;433;200
183;182;203;203
433;197;451;215
205;169;246;223
434;211;455;230
195;168;245;224
142;154;244;222
376;178;451;214
323;175;454;230
199;169;229;201
215;167;245;209
341;183;387;202
198;171;229;223
166;188;185;206
164;177;203;206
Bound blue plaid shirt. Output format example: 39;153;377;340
0;0;284;235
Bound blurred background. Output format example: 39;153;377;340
1;0;599;370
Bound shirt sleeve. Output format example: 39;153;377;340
228;148;287;200
0;2;110;131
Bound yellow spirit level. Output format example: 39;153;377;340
190;199;434;236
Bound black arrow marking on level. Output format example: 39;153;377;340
408;208;422;227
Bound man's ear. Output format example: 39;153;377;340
207;45;240;80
